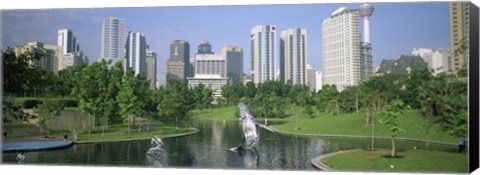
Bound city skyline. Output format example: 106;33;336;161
1;2;450;85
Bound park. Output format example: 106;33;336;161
2;49;468;173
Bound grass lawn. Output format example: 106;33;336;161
74;124;196;142
191;106;458;143
191;106;239;121
321;149;468;173
273;108;458;143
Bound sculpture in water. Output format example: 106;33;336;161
233;103;259;150
146;136;167;167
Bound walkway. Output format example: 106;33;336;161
2;140;73;152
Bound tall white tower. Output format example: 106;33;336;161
359;4;374;43
359;4;374;80
250;25;276;84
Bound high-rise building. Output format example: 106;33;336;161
250;25;276;84
449;2;469;73
146;49;157;89
279;28;307;85
322;7;361;91
58;29;75;55
197;40;214;55
221;46;244;84
15;41;63;74
101;17;125;67
125;31;147;75
58;28;88;71
166;40;190;83
193;54;227;77
188;54;228;104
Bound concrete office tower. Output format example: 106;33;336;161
193;54;227;77
322;7;361;91
197;40;214;55
15;41;63;74
146;49;157;89
280;28;307;85
188;54;228;104
58;29;75;54
359;3;374;81
101;17;125;67
449;2;469;73
250;25;276;84
221;46;244;84
126;31;147;75
166;40;190;83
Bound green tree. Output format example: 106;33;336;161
117;68;137;136
106;62;124;125
133;72;151;132
33;98;65;137
158;80;195;129
314;85;339;115
379;99;409;157
2;48;43;96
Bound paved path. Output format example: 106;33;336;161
3;140;73;152
311;149;361;171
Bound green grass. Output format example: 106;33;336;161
191;106;238;121
273;109;458;143
3;122;38;129
75;124;196;142
191;106;458;143
321;149;468;173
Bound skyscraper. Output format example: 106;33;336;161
322;7;361;91
125;31;147;75
449;2;469;73
166;40;190;83
221;46;244;84
197;40;214;55
188;54;229;104
279;28;307;85
359;4;374;80
58;29;75;55
146;49;157;89
101;17;125;66
250;25;276;84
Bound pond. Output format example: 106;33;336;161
2;119;457;170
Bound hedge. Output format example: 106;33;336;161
14;98;78;109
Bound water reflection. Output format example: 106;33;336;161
2;119;457;170
146;137;167;167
